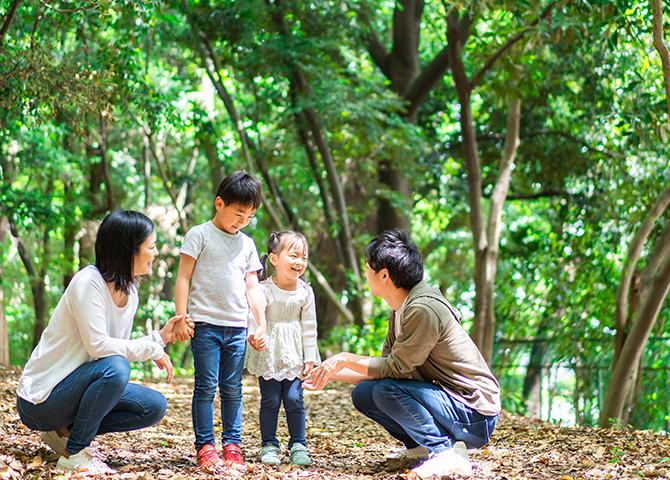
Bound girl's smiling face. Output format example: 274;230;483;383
269;238;309;286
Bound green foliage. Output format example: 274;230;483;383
2;0;670;433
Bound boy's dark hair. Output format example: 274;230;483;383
216;171;262;210
365;228;423;291
95;210;155;294
259;230;309;281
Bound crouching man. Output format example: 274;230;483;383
304;229;500;477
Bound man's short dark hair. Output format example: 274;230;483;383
365;228;423;290
216;171;262;210
95;210;155;294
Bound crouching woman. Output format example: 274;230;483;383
16;210;193;474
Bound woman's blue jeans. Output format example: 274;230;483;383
258;377;306;448
352;379;498;454
16;355;167;455
191;323;247;450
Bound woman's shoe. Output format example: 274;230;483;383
56;450;116;474
260;444;281;464
290;443;312;465
41;431;68;454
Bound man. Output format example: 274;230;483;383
304;229;500;477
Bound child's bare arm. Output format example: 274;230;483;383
174;254;196;342
246;271;267;351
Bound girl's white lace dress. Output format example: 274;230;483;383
245;277;321;381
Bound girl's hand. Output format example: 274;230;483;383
301;362;314;381
154;352;174;382
252;326;268;351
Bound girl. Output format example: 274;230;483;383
245;231;320;466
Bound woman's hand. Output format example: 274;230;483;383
160;314;194;344
302;354;344;390
154;352;174;382
301;362;314;381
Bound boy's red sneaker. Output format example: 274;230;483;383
222;443;245;466
197;444;224;472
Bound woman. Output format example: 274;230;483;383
16;210;193;474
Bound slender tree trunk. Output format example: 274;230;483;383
480;97;521;360
0;217;9;366
600;243;670;427
613;184;670;363
522;322;548;419
447;10;489;360
651;0;670;118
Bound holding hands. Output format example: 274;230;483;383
153;313;194;382
171;314;196;342
247;325;268;352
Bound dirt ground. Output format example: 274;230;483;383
2;364;670;479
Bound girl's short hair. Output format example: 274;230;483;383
259;230;309;281
95;210;155;294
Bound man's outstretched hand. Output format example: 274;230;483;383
302;354;344;390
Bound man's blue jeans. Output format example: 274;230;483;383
16;355;167;455
352;379;498;454
191;323;247;450
258;377;306;448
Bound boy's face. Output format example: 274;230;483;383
213;198;257;234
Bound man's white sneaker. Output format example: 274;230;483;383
56;449;116;474
411;446;472;478
386;445;430;460
41;431;68;453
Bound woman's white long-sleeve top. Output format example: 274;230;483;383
17;265;165;404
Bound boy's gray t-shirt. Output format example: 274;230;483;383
180;221;263;327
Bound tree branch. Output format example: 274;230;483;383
652;0;670;119
405;45;449;116
0;0;21;47
470;1;557;90
358;9;391;79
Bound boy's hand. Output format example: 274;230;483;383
301;362;314;381
159;314;191;343
173;315;194;342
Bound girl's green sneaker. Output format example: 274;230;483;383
261;444;281;465
290;443;312;465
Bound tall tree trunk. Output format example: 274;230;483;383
360;0;452;232
0;217;9;366
265;0;365;325
600;221;670;427
522;320;549;419
447;10;490;360
445;4;555;363
481;97;521;359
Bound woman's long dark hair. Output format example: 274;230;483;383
258;230;309;281
95;210;155;294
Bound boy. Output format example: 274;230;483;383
174;171;267;471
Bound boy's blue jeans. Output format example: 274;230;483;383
258;377;306;448
352;379;498;454
191;323;247;450
16;355;167;455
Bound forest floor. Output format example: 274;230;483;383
1;365;670;480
